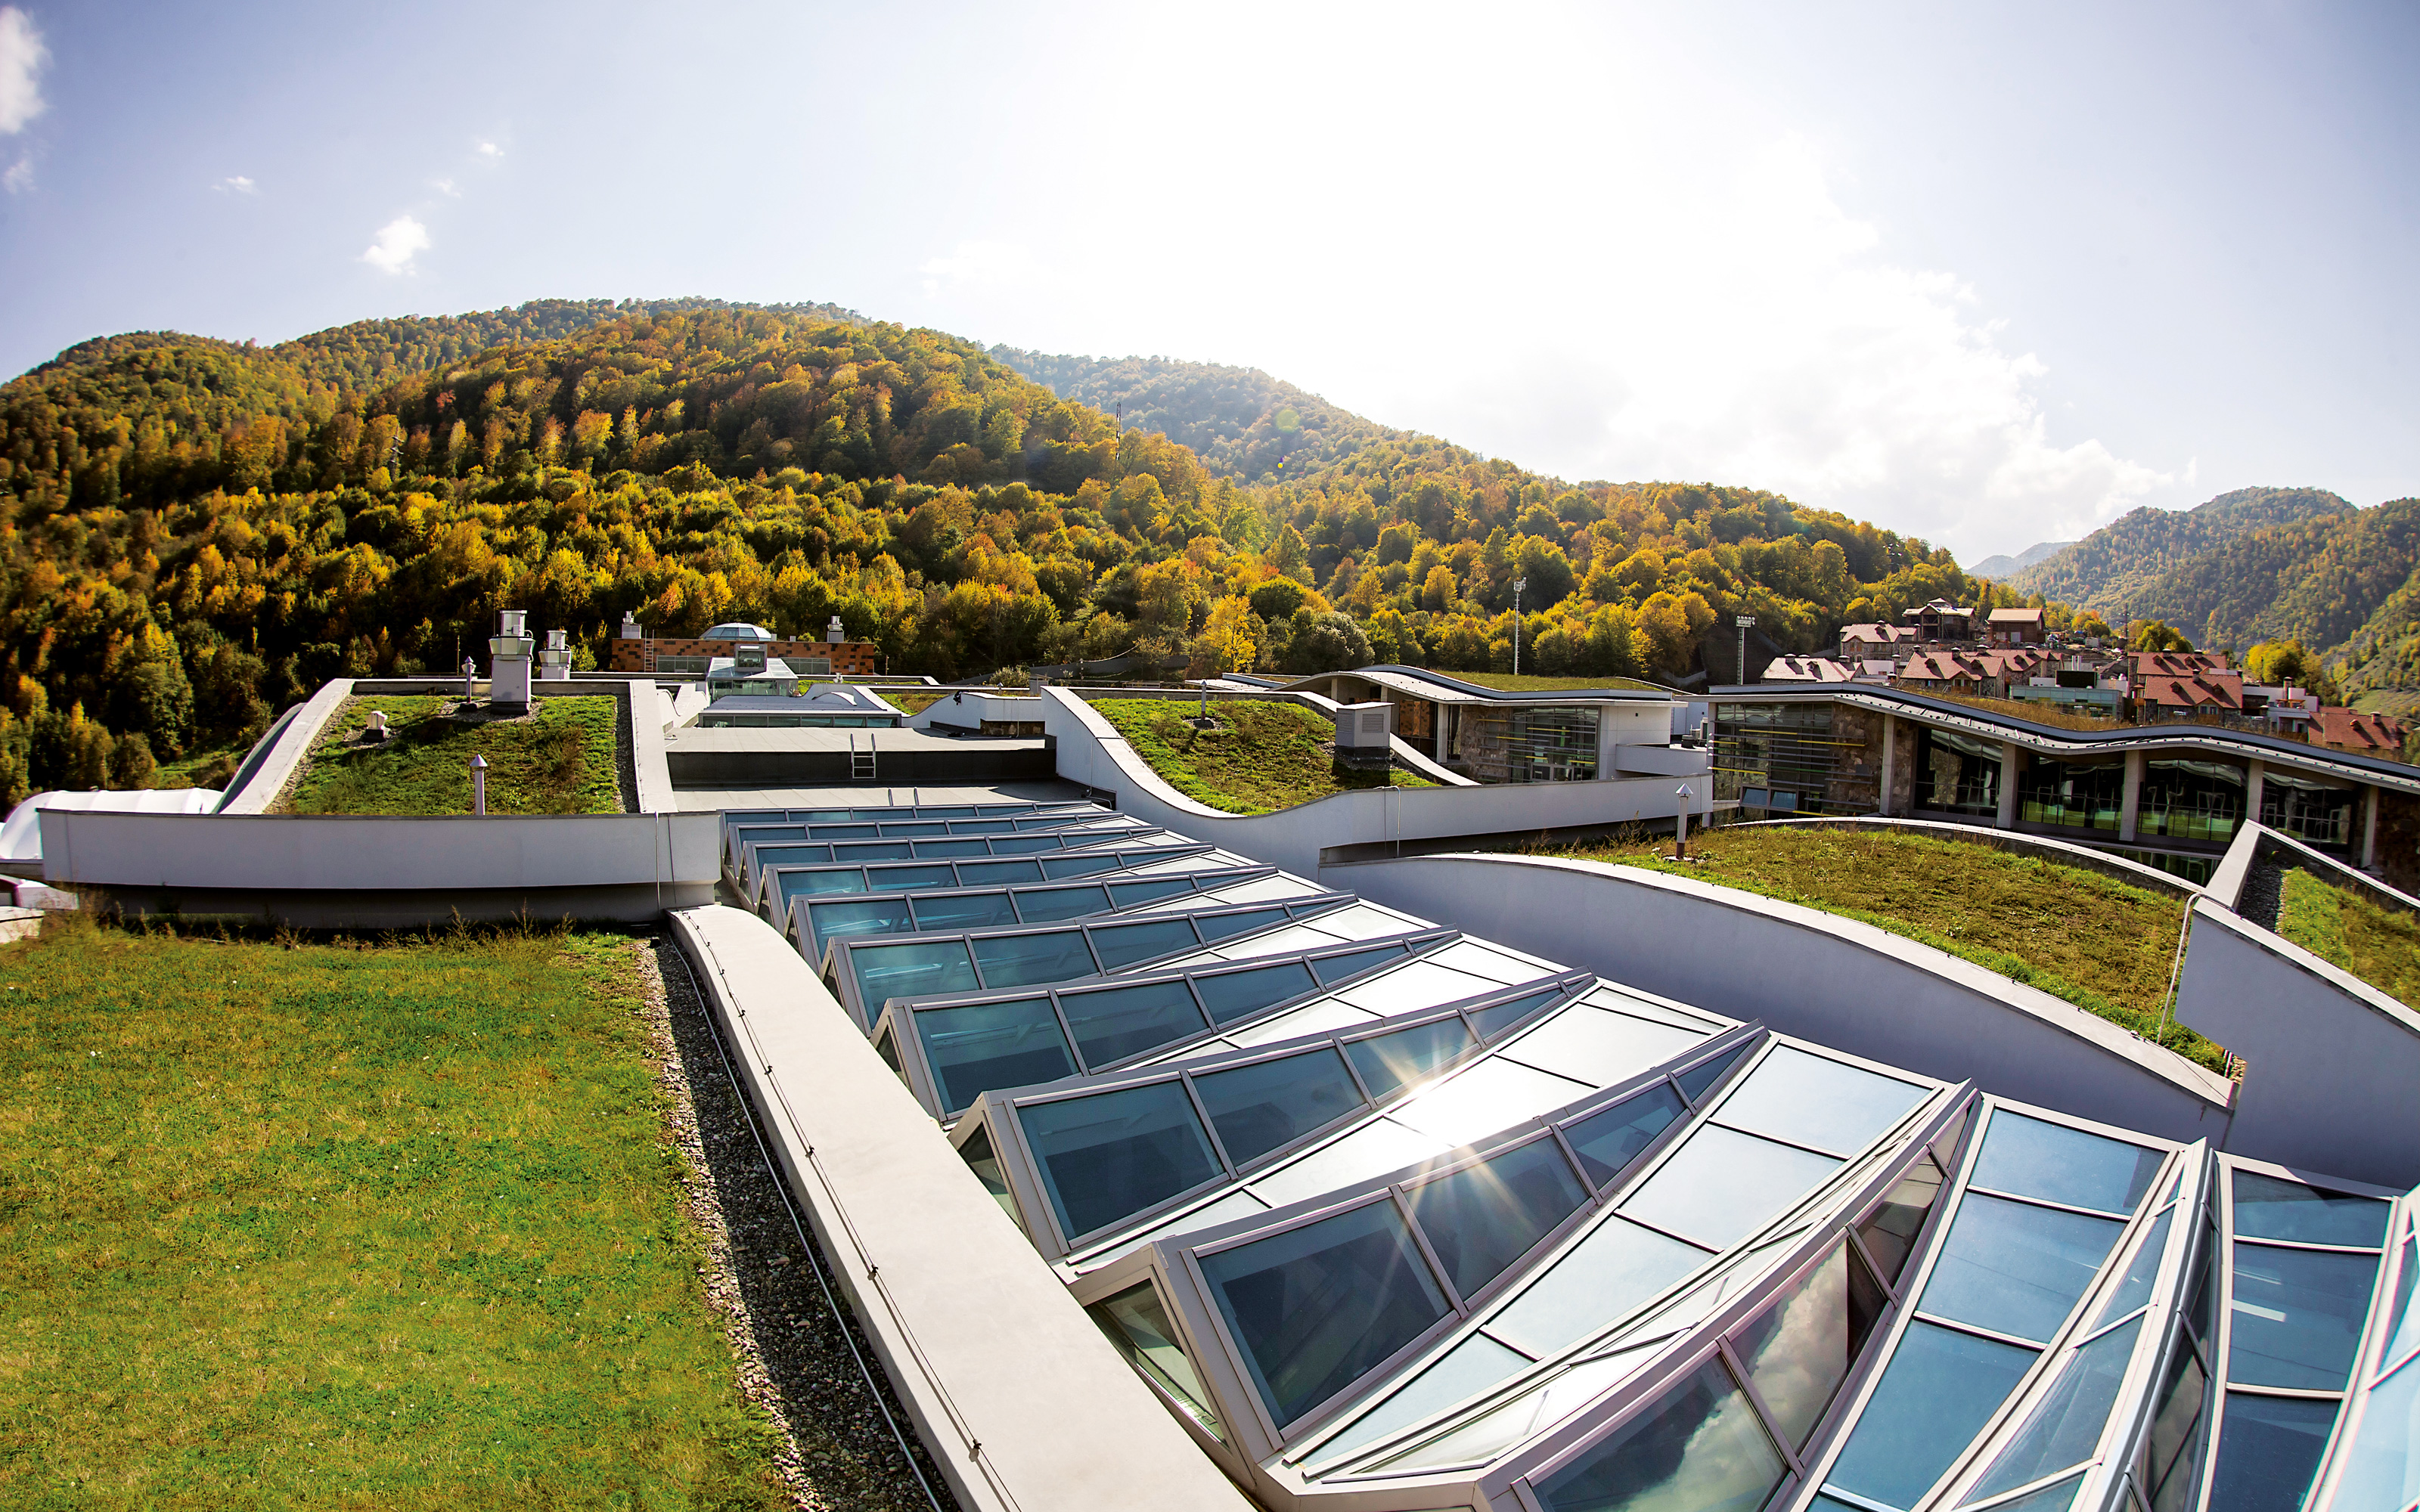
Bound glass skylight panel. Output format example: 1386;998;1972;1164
1313;1331;1537;1465
906;890;1021;932
1022;1082;1222;1241
1199;1201;1454;1427
807;897;913;944
1407;1139;1590;1300
1090;1282;1225;1442
1673;1041;1753;1103
1422;939;1559;984
1335;959;1500;1013
780;867;873;897
1311;943;1407;985
2380;1232;2420;1371
1385;1058;1593;1148
1562;1083;1687;1188
2328;1352;2419;1509
851;938;979;1006
1963;1314;2144;1502
1102;876;1196;908
2231;1168;2391;1248
1191;907;1293;944
966;929;1097;987
1498;1006;1706;1089
1193;961;1320;1025
1531;1357;1788;1512
1220;999;1385;1047
2226;1241;2380;1390
1485;1216;1708;1359
1734;1240;1888;1452
1039;853;1122;878
1057;981;1208;1067
847;863;957;891
1367;1343;1663;1476
1969;1109;2163;1214
957;1124;1021;1225
1917;1192;2124;1344
2090;1205;2174;1330
1345;1018;1479;1100
2203;1392;2339;1511
2142;1325;2208;1512
1855;1154;1947;1287
952;857;1046;884
917;996;1076;1114
1245;1120;1456;1210
1190;1049;1366;1168
1087;918;1204;970
1186;922;1344;961
1007;883;1114;922
1826;1321;2038;1509
1466;987;1571;1038
1714;1046;1928;1157
1621;1124;1842;1251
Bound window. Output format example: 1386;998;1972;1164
849;939;978;1010
1407;1139;1590;1300
1056;981;1208;1067
2139;758;2243;844
1917;727;2003;816
1190;1048;1367;1167
1022;1081;1221;1241
915;997;1077;1114
1533;1358;1786;1512
1191;962;1320;1026
1345;1018;1478;1099
1091;1284;1224;1441
2015;758;2125;832
970;930;1097;989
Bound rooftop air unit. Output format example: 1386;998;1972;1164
1333;701;1393;770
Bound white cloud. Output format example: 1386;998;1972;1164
0;5;45;135
476;141;501;158
359;215;430;275
2;152;28;194
919;240;1035;298
215;175;256;194
430;175;458;197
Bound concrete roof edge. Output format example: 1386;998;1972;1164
2187;895;2420;1040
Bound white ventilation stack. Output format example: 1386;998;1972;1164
619;611;642;640
538;627;572;682
1334;701;1394;769
489;609;534;708
827;615;846;646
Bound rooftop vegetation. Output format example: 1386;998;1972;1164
2276;869;2420;1006
0;920;790;1507
1934;694;2130;732
280;695;628;814
1093;697;1433;813
1538;825;2223;1070
1447;672;1671;693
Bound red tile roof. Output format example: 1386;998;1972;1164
2309;707;2406;752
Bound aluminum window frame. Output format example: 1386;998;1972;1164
758;841;1232;923
2310;1190;2420;1510
785;864;1283;963
737;819;1176;899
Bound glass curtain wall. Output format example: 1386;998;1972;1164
1463;708;1600;783
2015;758;2127;833
1916;727;2003;818
2261;771;2359;852
1716;703;1845;813
2139;759;2245;846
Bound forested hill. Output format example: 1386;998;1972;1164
0;298;2012;805
2007;486;2354;609
990;348;1396;484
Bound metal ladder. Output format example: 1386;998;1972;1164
849;732;876;783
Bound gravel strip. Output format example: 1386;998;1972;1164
631;933;960;1512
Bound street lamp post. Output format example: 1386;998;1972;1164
1735;615;1757;685
1675;782;1695;860
1513;577;1528;677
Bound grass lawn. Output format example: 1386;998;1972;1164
282;696;627;815
1936;695;2129;732
1092;697;1435;813
1542;826;2223;1070
0;920;788;1509
887;692;946;714
2277;869;2420;1005
1447;672;1670;693
146;736;256;793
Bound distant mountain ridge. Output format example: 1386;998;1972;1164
1969;539;2076;581
2006;487;2354;609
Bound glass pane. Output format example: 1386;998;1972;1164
1370;1342;1660;1474
982;834;1060;854
2202;1392;2337;1512
1199;1201;1453;1426
1195;906;1289;943
2232;1169;2391;1249
1979;1479;2082;1512
1622;1125;1842;1250
785;868;870;897
1563;1084;1688;1190
1828;1321;2037;1509
860;863;957;891
1534;1359;1786;1512
1967;1315;2145;1501
851;939;979;1009
1087;919;1203;971
1488;1216;1709;1359
1408;1139;1590;1300
1674;1042;1751;1103
808;897;914;947
1493;1005;1704;1088
1858;1154;1948;1286
2382;1235;2420;1371
2227;1241;2381;1390
836;841;916;860
811;823;880;838
1919;1192;2124;1344
914;838;991;857
1734;1241;1888;1451
873;1025;904;1080
955;859;1047;885
1106;877;1196;906
2144;1332;2208;1512
1057;980;1208;1067
1345;1018;1480;1100
916;998;1077;1114
1015;884;1114;922
957;1124;1020;1225
1970;1110;2162;1215
1193;962;1320;1025
1466;988;1565;1038
908;891;1018;932
2328;1354;2420;1510
1022;1082;1222;1241
1714;1046;1929;1157
1314;1331;1536;1467
971;930;1097;988
1191;1048;1367;1168
2093;1208;2175;1331
1312;943;1409;986
1040;852;1122;878
1091;1282;1225;1442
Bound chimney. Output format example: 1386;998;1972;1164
489;609;535;708
619;611;641;640
827;615;845;646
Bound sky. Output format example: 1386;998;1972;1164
1;2;2415;563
